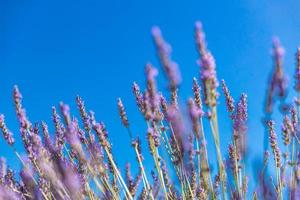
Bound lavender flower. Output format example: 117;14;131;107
160;93;168;119
281;116;293;146
232;93;248;159
194;23;219;107
132;82;145;114
272;37;285;64
233;93;248;133
0;185;19;200
267;121;281;168
0;115;15;145
228;144;239;175
152;26;182;90
143;91;153;120
117;98;129;128
291;105;298;132
167;105;185;164
188;98;203;139
52;106;65;156
195;21;207;56
192;77;203;110
147;127;160;150
0;158;6;184
294;48;300;92
170;88;179;109
41;122;54;151
93;122;110;149
60;102;71;126
76;96;91;133
221;80;235;114
265;37;287;113
60;102;85;161
145;63;162;121
13;86;30;130
196;186;208;200
73;118;87;144
12;86;33;157
125;163;142;197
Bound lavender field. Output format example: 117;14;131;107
0;19;299;199
2;1;300;200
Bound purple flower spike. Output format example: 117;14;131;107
41;121;54;153
76;96;91;133
160;93;168;118
188;98;203;139
233;93;248;133
13;86;31;130
199;52;218;87
167;105;185;164
295;48;300;92
237;94;248;122
192;77;203;110
146;63;158;81
60;102;71;126
188;98;203;120
265;37;287;113
221;80;235;114
152;26;182;90
272;37;285;59
267;121;281;168
117;98;129;128
194;23;219;107
151;26;172;55
145;63;162;121
132;82;145;114
195;21;207;55
0;115;15;146
52;106;65;155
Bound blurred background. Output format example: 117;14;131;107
1;0;300;193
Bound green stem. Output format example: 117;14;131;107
210;106;227;200
198;117;214;198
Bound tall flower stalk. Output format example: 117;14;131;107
195;21;227;200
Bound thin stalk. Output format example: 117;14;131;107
104;147;133;200
89;164;119;199
164;122;194;199
133;144;155;200
153;142;169;199
195;138;201;182
158;122;182;180
126;126;154;199
209;106;227;200
181;163;195;199
289;138;295;199
233;138;242;197
157;121;185;195
86;184;95;200
198;117;214;196
276;168;283;200
146;121;169;199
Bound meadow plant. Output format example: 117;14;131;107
0;22;300;200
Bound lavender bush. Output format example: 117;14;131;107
0;22;299;200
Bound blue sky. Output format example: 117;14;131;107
1;0;300;193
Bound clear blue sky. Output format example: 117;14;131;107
1;0;300;191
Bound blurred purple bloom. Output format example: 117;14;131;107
152;26;182;90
